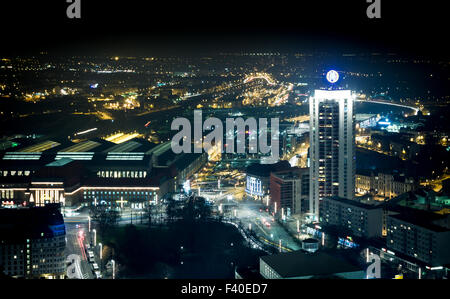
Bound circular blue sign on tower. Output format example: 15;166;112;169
326;70;339;84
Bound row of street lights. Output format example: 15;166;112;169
87;215;116;279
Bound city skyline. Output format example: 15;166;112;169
1;0;449;286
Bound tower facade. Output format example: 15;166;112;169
309;89;355;219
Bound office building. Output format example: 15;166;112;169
355;171;417;198
270;167;309;216
320;196;383;238
245;161;290;202
386;208;450;267
0;204;66;279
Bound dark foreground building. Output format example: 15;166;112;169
0;204;66;279
259;250;364;279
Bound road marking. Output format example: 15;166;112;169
253;221;269;237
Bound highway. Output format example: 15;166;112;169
355;99;419;114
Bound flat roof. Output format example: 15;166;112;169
261;250;362;278
323;196;383;210
388;211;449;233
246;161;291;177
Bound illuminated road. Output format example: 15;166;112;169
356;99;419;114
243;73;276;85
64;222;94;279
235;202;301;252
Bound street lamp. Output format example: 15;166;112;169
112;259;115;279
93;229;96;247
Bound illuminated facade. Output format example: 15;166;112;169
309;89;355;219
355;171;416;198
0;139;202;209
245;161;291;202
246;175;266;198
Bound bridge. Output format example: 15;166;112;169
355;99;419;114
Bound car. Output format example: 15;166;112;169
95;271;102;279
92;263;99;271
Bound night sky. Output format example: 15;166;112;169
0;0;447;57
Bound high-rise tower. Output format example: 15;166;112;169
309;71;355;219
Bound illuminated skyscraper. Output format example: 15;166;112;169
309;73;355;219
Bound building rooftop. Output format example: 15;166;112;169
246;161;291;177
0;204;65;241
45;157;74;167
261;250;362;278
17;140;61;153
59;140;101;152
146;142;172;156
389;188;450;211
103;140;143;153
324;196;383;210
388;208;449;233
271;167;308;180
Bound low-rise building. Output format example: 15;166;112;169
386;208;450;267
320;196;384;238
0;139;204;209
355;171;416;199
245;161;290;202
260;250;364;279
270;167;309;215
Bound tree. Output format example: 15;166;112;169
194;197;212;220
166;198;178;223
89;205;120;236
144;204;155;228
